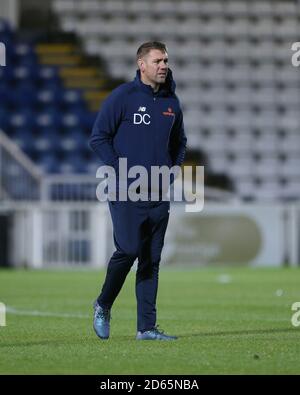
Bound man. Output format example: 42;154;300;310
89;41;187;340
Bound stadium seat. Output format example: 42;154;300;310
10;84;37;108
0;18;11;34
12;128;35;153
61;129;87;153
8;110;35;130
59;152;87;174
37;66;60;84
36;153;60;174
35;111;62;129
34;128;61;154
2;2;300;200
278;156;300;177
62;89;84;110
0;65;13;82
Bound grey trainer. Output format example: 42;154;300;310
93;300;111;339
136;326;177;341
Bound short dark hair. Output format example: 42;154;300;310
136;41;167;61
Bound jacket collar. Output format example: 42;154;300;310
134;69;176;97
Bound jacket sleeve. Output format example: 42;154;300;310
169;107;187;167
89;90;123;171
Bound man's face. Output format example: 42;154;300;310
139;49;169;86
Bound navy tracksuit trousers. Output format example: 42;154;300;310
97;199;170;332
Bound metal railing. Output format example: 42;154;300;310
40;174;100;202
40;173;236;203
5;202;108;268
0;131;42;201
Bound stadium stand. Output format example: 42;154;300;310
1;0;300;201
0;16;124;179
50;0;300;201
1;1;299;268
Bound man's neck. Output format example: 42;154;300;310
140;74;159;93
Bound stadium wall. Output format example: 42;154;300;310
161;203;296;267
1;201;298;268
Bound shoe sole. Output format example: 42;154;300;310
93;324;109;340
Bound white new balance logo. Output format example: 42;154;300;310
138;106;146;112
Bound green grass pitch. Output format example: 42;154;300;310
0;266;300;374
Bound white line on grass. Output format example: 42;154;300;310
6;306;89;319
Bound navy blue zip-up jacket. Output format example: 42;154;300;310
89;69;187;192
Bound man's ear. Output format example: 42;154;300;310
138;58;145;72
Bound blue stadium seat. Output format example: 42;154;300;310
0;66;13;82
39;78;62;91
36;87;62;108
0;18;101;176
81;111;97;130
34;128;61;154
12;42;34;56
0;106;9;130
86;159;100;175
61;111;82;129
9;110;35;130
12;65;38;83
0;18;11;34
36;152;59;174
0;81;10;101
37;66;60;83
11;128;35;153
62;89;84;111
35;110;62;129
61;129;87;153
12;43;37;66
59;153;87;174
10;84;37;108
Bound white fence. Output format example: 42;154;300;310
1;201;299;268
6;203;108;268
0;132;299;267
